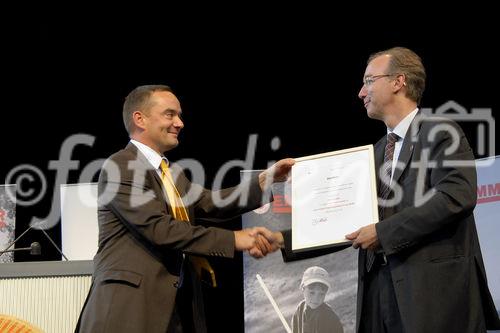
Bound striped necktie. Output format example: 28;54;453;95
366;132;399;272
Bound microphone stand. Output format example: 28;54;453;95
0;224;69;260
40;228;68;261
0;242;41;256
0;225;33;256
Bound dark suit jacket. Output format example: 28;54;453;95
283;113;500;332
76;143;266;333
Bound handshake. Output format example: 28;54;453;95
234;227;285;258
231;158;294;258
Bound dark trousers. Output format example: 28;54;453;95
167;304;185;333
359;254;405;333
167;288;196;333
167;262;206;333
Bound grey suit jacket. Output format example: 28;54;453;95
76;143;266;333
282;114;500;332
357;113;500;332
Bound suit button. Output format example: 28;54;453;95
174;281;179;288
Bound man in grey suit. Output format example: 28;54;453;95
75;85;294;332
258;47;500;332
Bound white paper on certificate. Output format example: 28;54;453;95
292;145;378;251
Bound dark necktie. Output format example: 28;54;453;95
366;132;399;272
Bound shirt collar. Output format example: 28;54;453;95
130;139;167;169
387;107;419;140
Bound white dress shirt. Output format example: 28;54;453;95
130;139;166;177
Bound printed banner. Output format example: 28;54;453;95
0;185;16;263
474;155;500;315
242;174;357;333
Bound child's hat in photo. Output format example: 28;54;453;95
300;266;331;290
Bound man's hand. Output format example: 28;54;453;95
345;223;380;250
234;229;257;251
248;228;284;258
234;227;280;254
258;158;295;192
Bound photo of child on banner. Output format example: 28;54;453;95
242;177;357;333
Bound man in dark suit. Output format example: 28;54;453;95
75;85;294;333
257;47;500;332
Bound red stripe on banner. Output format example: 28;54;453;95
272;206;291;213
477;195;500;204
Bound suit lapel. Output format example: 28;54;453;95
392;112;423;184
391;136;415;184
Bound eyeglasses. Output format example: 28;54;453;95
362;74;394;86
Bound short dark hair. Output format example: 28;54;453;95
122;85;173;134
368;47;426;104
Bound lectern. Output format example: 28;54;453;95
0;260;92;333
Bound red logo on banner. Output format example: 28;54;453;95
0;209;6;229
477;183;500;204
272;195;291;213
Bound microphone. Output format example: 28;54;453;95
30;242;41;255
0;242;41;256
0;223;68;260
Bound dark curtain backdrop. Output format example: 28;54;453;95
1;10;497;332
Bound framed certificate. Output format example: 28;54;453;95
291;145;378;251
